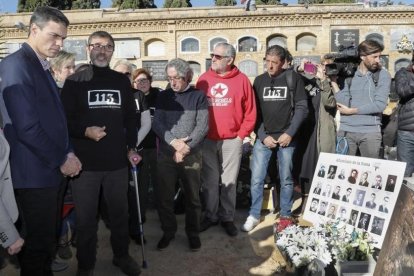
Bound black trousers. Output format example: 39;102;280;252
15;186;59;276
71;168;130;270
155;151;202;238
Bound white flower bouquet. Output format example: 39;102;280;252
276;220;376;271
276;225;332;269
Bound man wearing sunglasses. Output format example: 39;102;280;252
196;42;256;237
61;31;141;276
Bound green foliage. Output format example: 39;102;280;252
112;0;157;9
256;0;281;4
18;0;53;12
164;0;192;8
17;0;101;12
72;0;101;9
215;0;237;6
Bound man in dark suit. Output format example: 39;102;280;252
365;193;377;209
379;196;389;213
342;187;352;202
0;7;81;275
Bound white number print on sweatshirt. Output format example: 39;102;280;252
88;90;121;109
263;86;287;101
208;83;232;107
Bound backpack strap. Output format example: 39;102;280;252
285;69;295;110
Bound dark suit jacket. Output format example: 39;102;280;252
0;43;70;188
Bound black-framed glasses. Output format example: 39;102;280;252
89;43;115;52
210;53;229;60
134;78;149;84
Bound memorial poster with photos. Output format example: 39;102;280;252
303;153;406;248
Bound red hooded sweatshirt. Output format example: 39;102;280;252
196;66;256;140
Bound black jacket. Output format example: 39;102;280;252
395;65;414;131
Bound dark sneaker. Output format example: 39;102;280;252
51;258;69;272
76;268;94;276
200;218;218;232
221;221;238;237
113;255;141;276
157;235;175;251
188;236;201;252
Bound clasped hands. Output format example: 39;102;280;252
171;137;191;163
85;126;107;142
263;133;292;148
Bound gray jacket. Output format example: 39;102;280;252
0;129;20;248
335;68;391;133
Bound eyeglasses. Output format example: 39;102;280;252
134;78;149;84
89;43;115;52
210;53;229;60
167;76;184;82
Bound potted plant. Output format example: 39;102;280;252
325;220;376;274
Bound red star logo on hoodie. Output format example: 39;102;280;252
211;83;228;98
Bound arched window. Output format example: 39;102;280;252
296;33;317;51
267;35;287;49
209;37;228;53
238;36;257;52
146;39;166;57
189;61;201;78
238;60;257;77
395;58;410;72
366;33;384;46
181;37;200;53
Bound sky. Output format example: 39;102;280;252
1;0;413;12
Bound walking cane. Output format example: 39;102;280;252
131;164;148;268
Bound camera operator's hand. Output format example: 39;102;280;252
298;59;309;72
328;75;340;93
337;103;357;115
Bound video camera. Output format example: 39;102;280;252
324;45;360;78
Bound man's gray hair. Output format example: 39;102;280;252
113;59;133;74
30;6;69;30
165;58;193;82
215;42;236;59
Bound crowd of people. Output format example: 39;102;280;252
0;4;413;276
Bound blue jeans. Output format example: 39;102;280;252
397;130;414;177
249;140;295;218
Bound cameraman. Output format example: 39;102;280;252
333;40;391;158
